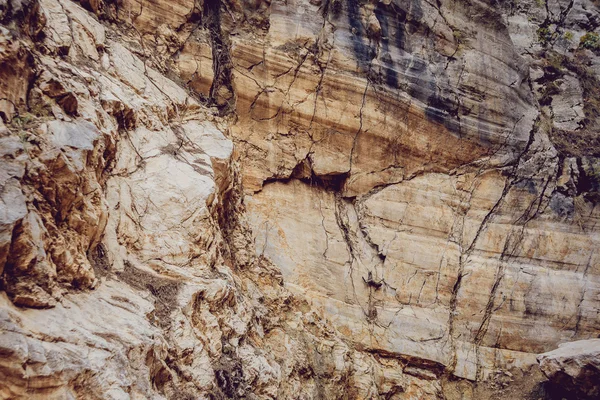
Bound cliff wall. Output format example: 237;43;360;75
0;0;599;398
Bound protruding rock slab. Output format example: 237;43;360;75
538;339;600;399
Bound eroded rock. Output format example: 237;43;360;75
0;0;600;398
538;339;600;399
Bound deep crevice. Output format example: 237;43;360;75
203;0;235;114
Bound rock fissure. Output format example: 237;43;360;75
1;0;600;398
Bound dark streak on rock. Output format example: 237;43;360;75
204;0;236;114
346;0;374;71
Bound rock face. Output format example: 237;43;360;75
236;0;600;384
538;339;600;399
0;0;599;398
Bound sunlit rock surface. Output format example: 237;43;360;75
538;339;600;399
0;0;599;398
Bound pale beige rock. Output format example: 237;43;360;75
38;0;73;52
0;28;34;121
0;136;27;275
176;39;215;98
0;282;166;399
538;339;600;399
246;168;600;380
1;0;600;398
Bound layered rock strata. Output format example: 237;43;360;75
0;0;599;398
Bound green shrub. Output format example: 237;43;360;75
9;112;34;128
537;27;554;44
453;29;465;43
580;32;600;50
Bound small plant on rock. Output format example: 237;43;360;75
537;27;555;44
580;32;600;51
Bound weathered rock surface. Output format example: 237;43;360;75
236;0;600;384
538;339;600;399
0;0;599;398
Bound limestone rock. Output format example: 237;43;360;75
538;339;600;399
0;135;27;275
0;0;600;398
0;28;34;121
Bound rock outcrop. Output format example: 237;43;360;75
0;0;599;398
538;339;600;399
234;0;600;383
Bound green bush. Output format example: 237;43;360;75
580;32;600;50
10;112;34;128
537;27;554;43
